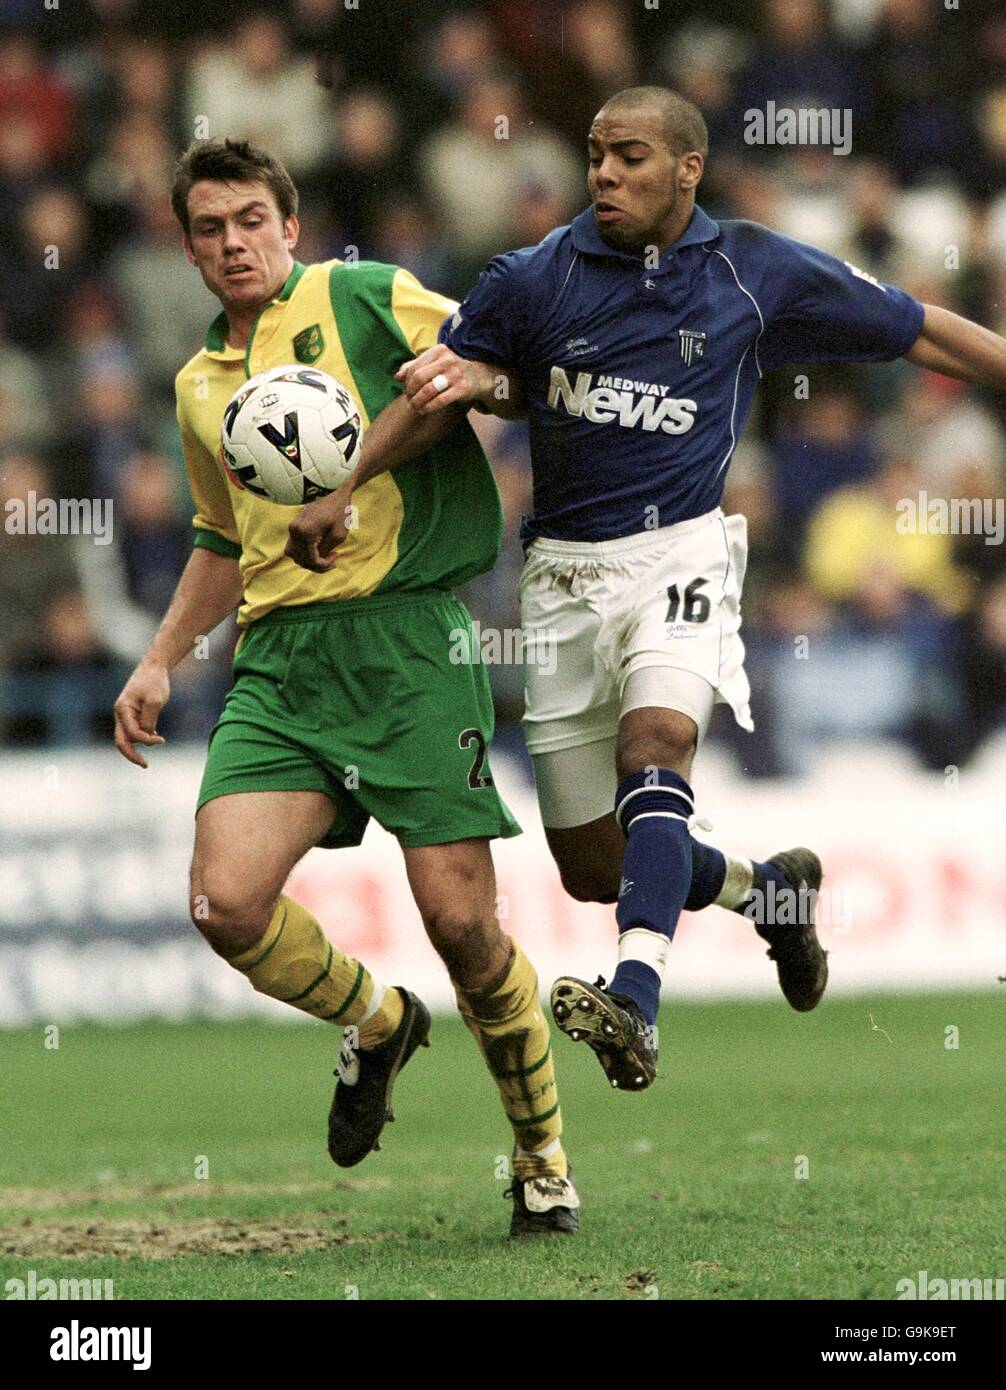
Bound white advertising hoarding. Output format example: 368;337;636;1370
0;742;1003;1025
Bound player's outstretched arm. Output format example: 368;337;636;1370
397;344;527;419
285;393;466;573
904;303;1006;388
113;547;243;767
287;340;527;574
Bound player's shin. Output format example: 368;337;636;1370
610;769;695;1023
226;894;404;1040
453;940;566;1181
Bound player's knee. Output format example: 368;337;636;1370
188;871;273;955
616;723;697;780
423;911;505;986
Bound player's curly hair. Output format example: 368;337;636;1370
170;138;299;236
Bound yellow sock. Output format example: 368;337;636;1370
357;986;404;1048
228;895;401;1043
455;941;567;1181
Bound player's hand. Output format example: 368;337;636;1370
113;661;169;768
396;345;490;414
285;482;354;573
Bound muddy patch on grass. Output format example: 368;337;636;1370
0;1217;395;1259
0;1179;390;1214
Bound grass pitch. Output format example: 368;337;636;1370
1;991;1002;1300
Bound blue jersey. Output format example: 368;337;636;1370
439;205;925;542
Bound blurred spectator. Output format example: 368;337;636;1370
729;574;835;775
559;0;638;92
289;0;344;99
953;207;1003;329
75;37;183;165
63;282;134;383
803;455;971;612
0;308;56;450
291;0;425;97
0;35;75;164
112;38;179;128
0;454;82;672
0;453;118;745
0;114;51;245
115;448;191;616
0;0;1000;769
422;74;581;280
109;193;219;393
284;201;337;268
767;385;879;549
971;81;1006;198
948;459;1006;590
773;149;854;252
0;187;95;356
889;180;970;278
867;0;973;186
838;160;912;280
70;447;232;734
371;195;456;292
755;569;960;774
85;110;178;253
528;0;639;149
717;162;785;226
69;362;144;503
661;21;751;161
185;13;333;176
876;372;1005;493
423;10;500;104
511;185;580;254
733;0;864;135
308;89;413;252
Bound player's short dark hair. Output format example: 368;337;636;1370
596;86;709;159
170;138;299;237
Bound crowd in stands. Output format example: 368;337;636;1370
2;0;1005;774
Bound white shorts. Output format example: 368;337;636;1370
520;509;753;828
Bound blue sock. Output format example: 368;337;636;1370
684;845;792;917
743;857;792;923
608;959;661;1022
684;840;727;911
609;769;693;1024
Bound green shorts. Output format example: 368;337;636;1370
197;591;521;849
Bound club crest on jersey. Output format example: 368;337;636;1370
293;323;325;363
678;329;706;367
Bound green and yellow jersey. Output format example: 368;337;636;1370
175;259;503;626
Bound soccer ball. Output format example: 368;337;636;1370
220;365;363;505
